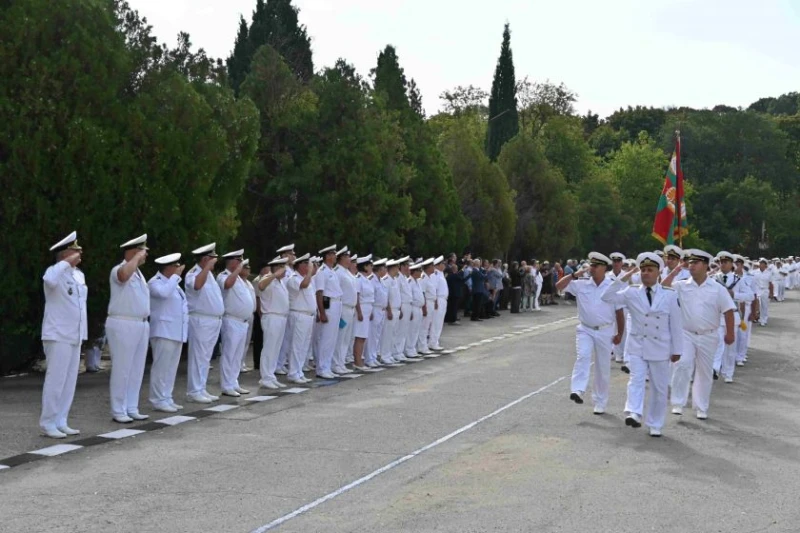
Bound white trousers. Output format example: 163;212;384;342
335;305;356;369
288;312;314;380
380;309;398;362
187;315;222;396
614;312;630;363
220;317;248;391
534;284;542;310
671;330;718;412
367;309;385;365
776;279;785;301
417;301;434;353
758;291;769;325
106;317;149;418
405;305;422;356
429;297;447;349
713;316;739;379
393;303;411;358
314;300;341;374
40;341;81;431
149;337;183;408
277;314;291;371
625;356;670;430
260;314;287;383
570;325;614;409
737;306;752;362
242;315;254;368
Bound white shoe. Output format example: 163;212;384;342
671;405;683;415
593;406;605;415
113;415;134;424
235;387;251;395
300;376;313;383
240;366;252;373
288;377;306;384
275;367;288;375
153;405;178;413
365;361;380;368
736;361;744;367
170;402;184;410
649;427;662;437
430;346;444;352
259;380;280;390
273;380;287;389
394;355;408;362
696;410;708;420
317;371;337;379
724;377;733;383
380;357;396;365
57;426;80;436
353;365;368;371
203;392;220;401
42;428;67;439
222;389;241;397
187;394;212;404
302;364;314;372
333;367;352;375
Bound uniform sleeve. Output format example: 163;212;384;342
314;270;326;292
668;292;683;355
600;279;628;305
42;261;70;289
717;284;736;314
564;280;579;297
733;278;754;303
149;275;180;299
216;271;227;291
110;265;124;286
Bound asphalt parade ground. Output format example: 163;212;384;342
1;295;799;533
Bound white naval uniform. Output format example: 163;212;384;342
185;265;224;397
417;273;436;354
367;273;387;366
602;281;682;431
148;272;188;409
429;269;449;350
40;261;88;433
606;270;628;363
313;264;343;376
669;276;735;414
354;272;374;340
565;276;621;410
774;266;787;302
407;276;424;356
712;272;748;381
394;273;413;359
259;276;289;384
334;265;359;370
277;267;297;372
380;275;400;364
242;277;257;369
106;261;151;418
737;272;757;362
752;268;772;326
218;269;254;392
287;274;316;381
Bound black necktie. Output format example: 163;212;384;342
646;286;653;306
723;274;728;285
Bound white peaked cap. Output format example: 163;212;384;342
420;258;435;267
241;259;250;268
664;245;683;258
277;244;295;253
50;231;81;252
609;252;626;261
269;256;289;266
319;244;336;254
434;255;444;265
686;249;714;262
716;251;734;261
154;253;181;265
588;252;612;267
336;246;350;256
192;242;217;256
636;252;663;270
120;234;148;250
356;254;373;265
373;258;387;267
410;262;423;271
223;249;244;259
294;253;311;263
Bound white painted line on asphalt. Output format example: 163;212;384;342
246;396;278;402
30;444;83;457
441;350;455;354
337;374;362;379
0;465;9;471
455;346;468;350
282;388;309;394
204;404;239;412
99;429;146;440
424;353;442;358
155;415;196;426
249;374;568;533
365;367;385;372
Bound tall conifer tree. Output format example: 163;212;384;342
485;23;519;161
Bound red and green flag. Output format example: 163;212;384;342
652;135;688;245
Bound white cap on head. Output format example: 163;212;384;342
50;231;81;252
294;253;311;264
356;254;373;265
397;256;411;264
410;262;423;271
686;249;714;262
420;258;434;268
241;259;250;268
733;254;745;263
336;246;350;257
155;253;181;265
434;255;444;265
609;252;626;261
386;259;400;267
269;256;289;266
350;254;358;262
319;244;337;254
588;252;613;267
192;242;218;257
664;245;683;259
276;244;295;254
373;258;387;267
636;252;664;270
716;251;734;262
223;249;244;259
120;234;148;250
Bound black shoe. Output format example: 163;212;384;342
625;416;642;428
713;370;719;381
621;365;630;374
569;392;584;404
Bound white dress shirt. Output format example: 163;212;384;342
185;264;224;317
41;261;88;344
217;270;255;320
108;262;150;319
564;277;621;328
148;272;188;342
287;275;316;314
313;264;343;299
260;278;290;315
672;276;735;333
335;266;359;306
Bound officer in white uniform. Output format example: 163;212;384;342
148;253;188;413
607;252;627;366
429;256;449;351
773;259;787;302
257;256;289;389
602;252;682;437
663;249;735;420
106;234;151;423
393;256;413;361
380;260;401;365
407;262;426;357
367;259;388;367
661;245;690;283
185;243;224;403
240;259;257;373
40;231;87;438
417;259;436;355
275;244;296;375
352;255;375;370
711;251;751;383
216;249;253;397
733;255;756;367
752;258;772;326
333;247;359;373
556;252;624;414
285;253;316;384
313;245;343;379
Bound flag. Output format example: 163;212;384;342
652;135;688;245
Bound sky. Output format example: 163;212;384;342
127;0;800;118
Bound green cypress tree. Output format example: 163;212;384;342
485;23;519;161
226;16;251;95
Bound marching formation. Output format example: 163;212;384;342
37;230;795;441
560;247;796;437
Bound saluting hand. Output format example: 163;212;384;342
134;249;147;266
176;264;186;276
205;257;218;271
65;252;82;267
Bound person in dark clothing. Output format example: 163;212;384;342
445;259;466;324
469;259;488;321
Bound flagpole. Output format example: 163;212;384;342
675;129;683;248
